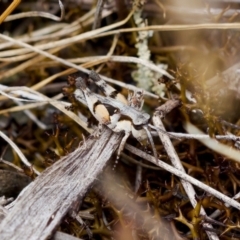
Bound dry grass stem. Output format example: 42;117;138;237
0;0;21;24
0;34;159;98
0;131;40;175
0;84;91;132
185;123;240;164
153;114;219;240
0;9;134;58
5;0;65;22
125;143;240;211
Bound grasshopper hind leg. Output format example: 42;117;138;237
113;131;131;170
111;120;132;170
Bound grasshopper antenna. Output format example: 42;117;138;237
143;126;158;164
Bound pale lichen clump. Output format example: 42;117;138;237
132;0;166;97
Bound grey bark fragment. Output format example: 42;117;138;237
0;126;122;240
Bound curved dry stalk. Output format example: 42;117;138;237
0;9;105;56
0;89;47;129
0;37;159;98
60;55;173;79
5;0;65;22
93;34;119;72
0;85;92;133
0;8;134;58
185;122;240;164
0;23;68;50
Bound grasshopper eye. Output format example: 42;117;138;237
103;104;119;116
132;113;150;126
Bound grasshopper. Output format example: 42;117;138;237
73;71;159;166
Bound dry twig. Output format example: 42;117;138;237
153;113;219;240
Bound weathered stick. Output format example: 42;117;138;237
153;113;218;240
0;126;123;240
